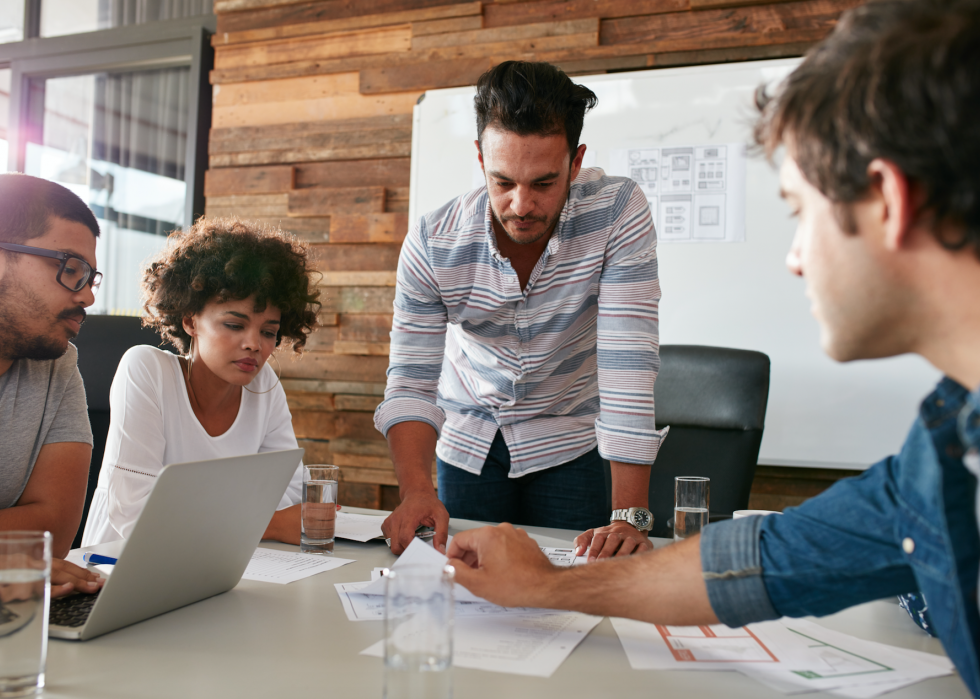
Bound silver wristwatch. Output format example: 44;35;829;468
610;507;654;532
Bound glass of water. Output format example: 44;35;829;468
384;564;454;699
674;477;710;542
0;531;51;698
301;465;340;554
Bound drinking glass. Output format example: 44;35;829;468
674;477;710;541
0;531;51;698
384;564;454;699
301;465;339;554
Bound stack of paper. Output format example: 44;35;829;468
340;538;602;677
611;616;954;697
241;548;355;584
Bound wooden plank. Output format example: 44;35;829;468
411;18;596;51
359;33;600;94
335;410;383;441
331;438;390;456
335;394;384;412
334;341;391;356
204;193;288;218
291;410;336;439
246;217;330;242
329;213;408;244
280;351;390;382
600;0;857;51
296;438;333;463
319;287;396;314
411;15;482;37
338;482;382;508
319;271;397;287
557;54;652;75
386;187;410;214
204;166;294;196
217;0;479;34
340;466;398;486
213;2;481;46
282;379;387;395
691;0;796;8
297;159;410;189
288;187;386;217
214;26;410;72
317;313;339;327
301;325;339;352
286;390;337;412
213;71;362;107
313;244;401;272
333;453;393;470
214;95;418;129
209;142;412;168
215;0;306;12
339;314;393;343
482;0;688;28
649;40;813;68
210;114;412;152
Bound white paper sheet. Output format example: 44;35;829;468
240;548;355;584
334;512;386;542
361;610;602;677
335;580;553;623
609;143;747;244
356;537;488;603
612;616;953;696
540;547;588;567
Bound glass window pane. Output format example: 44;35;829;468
0;68;10;172
25;68;190;316
0;2;24;44
40;0;213;38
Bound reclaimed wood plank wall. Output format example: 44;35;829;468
207;0;862;510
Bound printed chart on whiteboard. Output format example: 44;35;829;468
609;143;746;243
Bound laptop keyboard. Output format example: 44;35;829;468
50;591;101;627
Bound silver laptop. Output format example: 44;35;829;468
50;448;304;640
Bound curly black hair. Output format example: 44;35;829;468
141;217;320;354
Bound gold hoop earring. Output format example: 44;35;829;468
244;352;282;395
186;337;194;383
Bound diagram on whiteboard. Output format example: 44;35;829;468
610;143;746;243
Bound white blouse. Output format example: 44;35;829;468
81;345;303;546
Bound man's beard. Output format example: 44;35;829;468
490;178;571;246
0;275;85;362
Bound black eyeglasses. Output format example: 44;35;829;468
0;242;102;293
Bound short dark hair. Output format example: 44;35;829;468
141;217;321;354
0;173;100;245
754;0;980;255
475;61;598;160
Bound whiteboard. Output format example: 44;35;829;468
408;59;941;470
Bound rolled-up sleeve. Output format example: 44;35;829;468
595;181;667;464
700;515;780;627
374;217;448;438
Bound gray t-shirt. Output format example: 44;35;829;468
0;343;93;509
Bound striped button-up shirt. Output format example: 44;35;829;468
374;168;666;476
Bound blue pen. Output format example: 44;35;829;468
82;552;118;565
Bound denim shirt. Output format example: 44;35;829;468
701;378;980;697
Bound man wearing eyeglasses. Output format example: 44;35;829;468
0;173;105;597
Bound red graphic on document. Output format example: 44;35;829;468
655;625;779;663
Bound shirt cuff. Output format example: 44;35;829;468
373;396;446;439
595;418;668;465
700;516;780;628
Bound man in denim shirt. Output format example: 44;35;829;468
446;0;980;695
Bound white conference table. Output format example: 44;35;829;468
47;509;969;699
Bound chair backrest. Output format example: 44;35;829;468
71;315;175;548
646;345;770;537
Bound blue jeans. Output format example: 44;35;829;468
437;431;611;530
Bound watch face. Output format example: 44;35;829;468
632;509;651;529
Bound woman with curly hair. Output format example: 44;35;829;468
81;218;320;546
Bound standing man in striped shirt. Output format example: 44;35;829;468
375;61;666;556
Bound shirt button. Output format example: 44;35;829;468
902;537;915;555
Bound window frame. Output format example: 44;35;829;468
0;3;215;229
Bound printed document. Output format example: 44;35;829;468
240;548;354;584
361;611;601;677
612;616;952;696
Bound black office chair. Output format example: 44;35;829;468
70;315;175;548
647;345;771;538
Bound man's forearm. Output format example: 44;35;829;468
609;460;652;509
387;421;439;497
540;535;717;625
